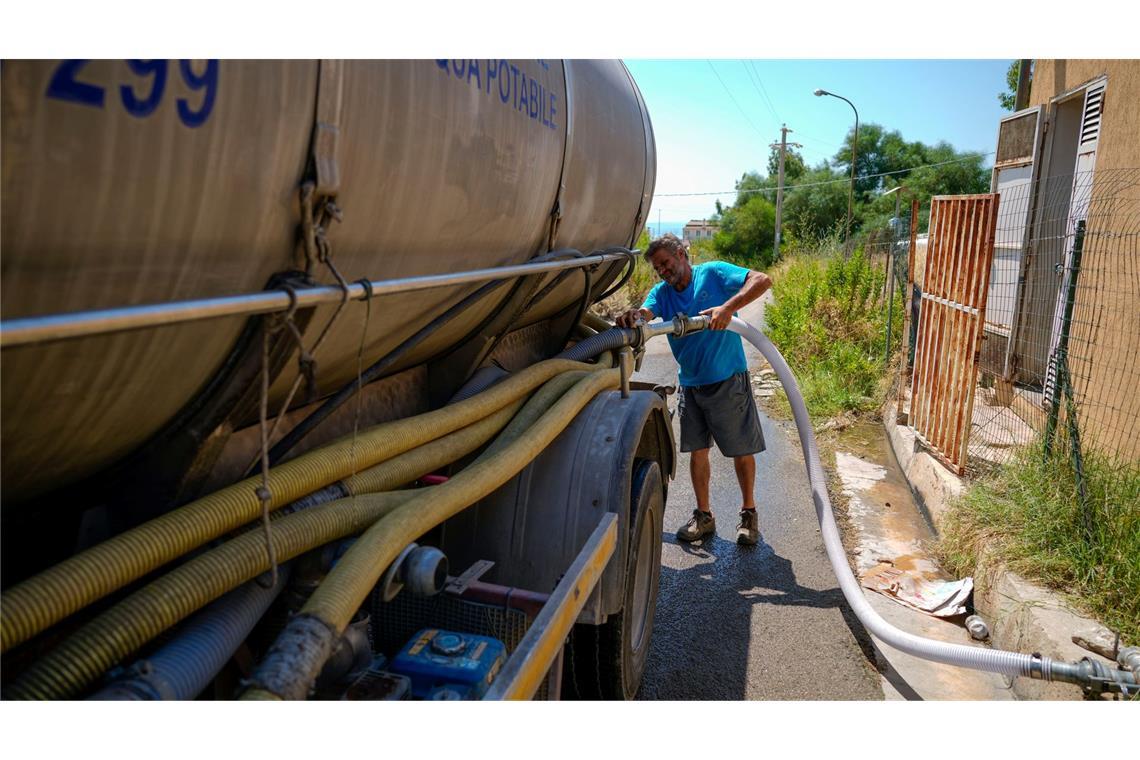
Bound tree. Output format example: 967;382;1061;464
782;164;849;242
767;145;806;183
998;60;1031;111
831;123;926;199
731;171;774;208
712;194;777;267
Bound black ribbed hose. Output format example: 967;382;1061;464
88;565;292;700
555;326;639;363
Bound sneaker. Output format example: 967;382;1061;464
736;509;760;545
676;509;715;542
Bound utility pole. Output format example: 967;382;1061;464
1014;59;1032;111
770;124;802;261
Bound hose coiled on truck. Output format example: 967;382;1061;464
4;491;416;700
5;364;605;699
242;367;620;699
4;402;527;699
0;357;597;654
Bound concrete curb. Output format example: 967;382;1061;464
881;405;1118;700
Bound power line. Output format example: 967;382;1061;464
743;59;779;125
741;60;781;127
654;152;995;197
706;60;767;140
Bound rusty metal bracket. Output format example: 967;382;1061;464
444;559;496;595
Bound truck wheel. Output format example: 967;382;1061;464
564;458;663;700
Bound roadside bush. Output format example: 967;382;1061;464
764;243;903;421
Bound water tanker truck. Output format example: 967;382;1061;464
9;59;1135;704
1;59;674;700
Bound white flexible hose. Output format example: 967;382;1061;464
727;316;1035;678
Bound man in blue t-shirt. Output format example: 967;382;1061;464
617;234;772;545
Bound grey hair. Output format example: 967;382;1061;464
645;232;687;260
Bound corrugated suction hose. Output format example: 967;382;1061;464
0;357;597;654
4;399;535;700
242;367;620;699
4;492;416;700
88;565;294;701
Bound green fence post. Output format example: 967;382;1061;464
1060;361;1092;542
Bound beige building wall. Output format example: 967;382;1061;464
1030;60;1140;172
1027;60;1140;461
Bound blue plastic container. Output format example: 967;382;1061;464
389;628;507;700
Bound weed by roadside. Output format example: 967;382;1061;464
762;242;903;423
936;439;1140;645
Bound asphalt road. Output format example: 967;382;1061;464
633;296;883;700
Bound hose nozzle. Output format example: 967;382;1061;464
637;314;710;344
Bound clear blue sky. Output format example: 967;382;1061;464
625;59;1011;224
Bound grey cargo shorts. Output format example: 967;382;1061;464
678;372;766;456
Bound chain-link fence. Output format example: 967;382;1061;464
887;167;1140;479
971;167;1140;471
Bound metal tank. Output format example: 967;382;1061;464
0;59;655;504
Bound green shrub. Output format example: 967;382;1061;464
764;244;903;420
938;440;1140;645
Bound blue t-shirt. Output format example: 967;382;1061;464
642;261;749;387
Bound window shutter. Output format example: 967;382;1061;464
1079;82;1105;147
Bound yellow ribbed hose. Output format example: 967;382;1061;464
0;357;596;653
5;492;412;700
241;368;619;699
4;398;554;701
475;370;589;462
306;368;618;632
341;401;522;495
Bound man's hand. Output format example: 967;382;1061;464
699;305;732;330
616;308;653;328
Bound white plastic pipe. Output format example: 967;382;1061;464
725;316;1037;679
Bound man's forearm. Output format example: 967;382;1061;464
723;272;772;313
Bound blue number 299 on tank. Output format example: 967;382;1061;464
46;60;219;128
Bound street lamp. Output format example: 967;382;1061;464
815;88;859;258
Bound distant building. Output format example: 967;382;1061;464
682;219;719;244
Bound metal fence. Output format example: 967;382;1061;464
887;167;1140;478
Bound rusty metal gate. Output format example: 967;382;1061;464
909;194;1000;474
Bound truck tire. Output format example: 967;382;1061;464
564;458;663;700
